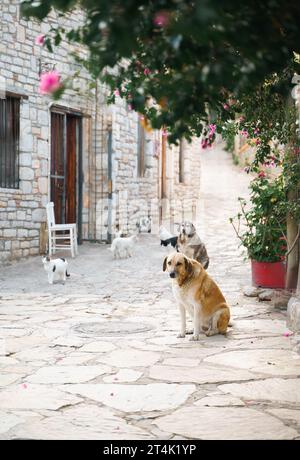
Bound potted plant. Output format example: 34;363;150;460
230;173;288;288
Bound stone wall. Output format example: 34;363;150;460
0;1;99;261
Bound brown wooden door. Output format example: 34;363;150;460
66;116;77;224
50;112;65;224
50;111;82;239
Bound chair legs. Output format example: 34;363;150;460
73;226;79;255
70;228;75;258
48;227;78;258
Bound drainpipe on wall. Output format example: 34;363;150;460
107;124;113;244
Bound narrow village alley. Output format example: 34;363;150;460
0;146;300;440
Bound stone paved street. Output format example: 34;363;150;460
0;146;300;440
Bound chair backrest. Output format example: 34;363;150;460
46;202;55;228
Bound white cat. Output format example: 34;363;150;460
110;235;138;259
42;256;70;284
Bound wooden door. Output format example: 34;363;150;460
50;111;82;239
66;116;77;224
50;112;65;224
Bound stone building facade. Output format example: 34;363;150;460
0;0;201;263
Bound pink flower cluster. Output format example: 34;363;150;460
201;139;211;149
201;124;216;149
144;68;151;76
263;157;276;167
241;129;248;138
39;71;61;95
153;10;170;28
258;171;266;179
208;124;216;135
35;34;45;45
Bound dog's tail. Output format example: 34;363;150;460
66;271;71;278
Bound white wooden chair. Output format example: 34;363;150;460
46;202;78;258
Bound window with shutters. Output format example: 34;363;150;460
0;96;20;189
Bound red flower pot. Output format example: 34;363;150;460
251;259;286;289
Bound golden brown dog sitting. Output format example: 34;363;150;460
163;252;230;341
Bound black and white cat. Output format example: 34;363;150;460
42;256;70;284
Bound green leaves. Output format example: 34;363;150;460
20;0;300;143
230;174;294;262
20;0;51;20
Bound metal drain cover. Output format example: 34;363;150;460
73;321;153;337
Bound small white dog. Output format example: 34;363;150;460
110;235;138;259
42;256;70;284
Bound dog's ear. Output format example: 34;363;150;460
184;257;193;275
163;256;168;272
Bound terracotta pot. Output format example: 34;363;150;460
251;259;286;289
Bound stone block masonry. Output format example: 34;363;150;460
0;1;99;262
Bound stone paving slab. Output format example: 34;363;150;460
59;383;196;413
218;378;300;404
1;405;154;440
154;406;298;440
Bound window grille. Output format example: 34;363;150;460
0;96;20;189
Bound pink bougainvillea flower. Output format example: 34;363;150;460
208;124;216;134
255;138;261;145
293;147;300;155
201;139;208;149
39;71;61;94
143;68;151;76
258;171;266;178
114;89;120;97
264;160;275;168
35;34;45;45
254;128;260;135
223;103;229;110
241;129;248;138
153;10;170;28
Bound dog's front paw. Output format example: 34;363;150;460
189;334;200;341
177;333;186;338
205;329;216;337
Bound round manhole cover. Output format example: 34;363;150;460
73;321;153;337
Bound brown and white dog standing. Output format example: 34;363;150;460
177;221;209;269
163;252;230;341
